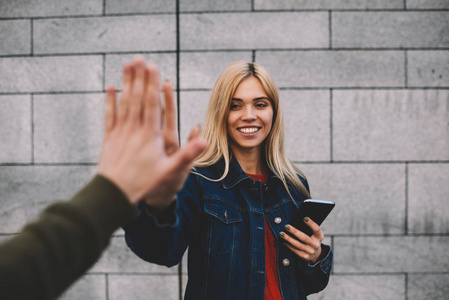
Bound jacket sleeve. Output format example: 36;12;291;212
0;175;136;300
294;174;333;295
295;244;333;295
123;173;201;268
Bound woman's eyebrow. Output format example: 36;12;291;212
231;97;270;101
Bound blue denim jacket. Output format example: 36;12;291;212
124;158;332;299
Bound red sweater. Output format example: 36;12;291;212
247;173;283;300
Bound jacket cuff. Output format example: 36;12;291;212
298;244;333;276
137;199;179;229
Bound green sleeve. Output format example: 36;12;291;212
0;175;136;300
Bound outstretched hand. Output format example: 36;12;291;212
97;57;208;205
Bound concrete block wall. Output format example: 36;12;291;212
0;1;448;299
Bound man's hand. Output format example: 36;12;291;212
97;57;208;205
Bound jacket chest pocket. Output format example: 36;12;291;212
204;196;242;254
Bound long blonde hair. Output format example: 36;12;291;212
194;61;310;198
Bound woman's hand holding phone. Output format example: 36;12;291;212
279;218;325;264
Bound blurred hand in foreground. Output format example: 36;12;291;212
98;57;208;206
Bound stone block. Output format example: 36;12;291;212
105;0;176;14
180;12;328;50
180;0;251;12
333;89;449;161
91;236;178;273
308;274;405;300
256;51;404;88
180;51;253;89
106;53;177;90
0;56;102;93
0;95;31;163
33;93;104;163
34;15;176;54
179;91;210;144
255;0;403;10
299;163;406;235
0;0;102;18
280;90;331;162
333;236;449;273
333;12;449;48
59;275;106;300
408;50;449;87
108;274;179;300
408;274;449;300
408;163;449;234
0;166;94;233
407;0;449;9
0;20;30;55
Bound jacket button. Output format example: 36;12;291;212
274;217;282;224
282;258;290;266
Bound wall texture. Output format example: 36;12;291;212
0;0;448;299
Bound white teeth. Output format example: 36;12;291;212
238;127;259;134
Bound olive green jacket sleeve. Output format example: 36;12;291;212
0;175;136;300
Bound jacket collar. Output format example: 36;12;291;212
218;156;281;189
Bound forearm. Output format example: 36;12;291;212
0;175;136;300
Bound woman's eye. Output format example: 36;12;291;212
230;103;240;110
256;102;267;108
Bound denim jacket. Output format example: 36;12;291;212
124;158;332;299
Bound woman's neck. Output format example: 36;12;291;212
231;147;266;175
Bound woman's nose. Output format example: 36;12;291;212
242;107;256;120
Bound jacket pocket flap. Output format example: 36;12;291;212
204;196;242;224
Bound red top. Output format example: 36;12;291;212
247;173;283;300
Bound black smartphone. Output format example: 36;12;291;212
289;199;335;236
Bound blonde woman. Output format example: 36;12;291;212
124;62;333;299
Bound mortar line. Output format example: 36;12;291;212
328;11;332;49
176;1;182;299
330;89;333;162
31;94;35;164
405;163;409;235
30;19;34;56
105;274;109;300
405;272;408;300
404;50;408;88
176;0;181;142
102;54;106;91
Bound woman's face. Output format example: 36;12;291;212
227;76;274;155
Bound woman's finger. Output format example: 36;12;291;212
303;217;324;240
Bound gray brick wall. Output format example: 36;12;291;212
0;1;447;299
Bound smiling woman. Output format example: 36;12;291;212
227;76;274;168
123;62;333;300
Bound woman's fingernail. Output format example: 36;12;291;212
284;224;291;231
304;217;309;222
279;232;285;237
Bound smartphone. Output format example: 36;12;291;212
289;199;335;236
